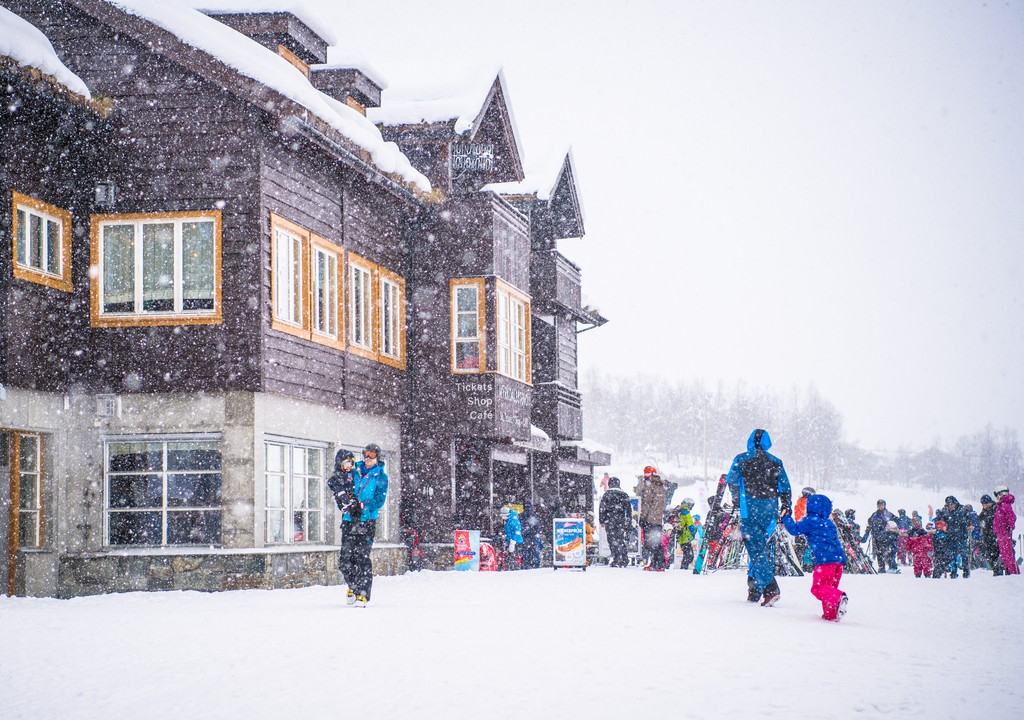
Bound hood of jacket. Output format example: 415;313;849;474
747;429;772;453
806;493;833;519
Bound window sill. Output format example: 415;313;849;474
92;312;223;328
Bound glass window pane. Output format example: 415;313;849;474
18;512;39;547
182;221;215;311
16;209;27;265
108;442;163;472
307;448;322;476
292;472;306;509
266;510;285;543
19;436;39;473
108;511;162;545
457;314;477;338
291;511;305;542
307;477;321;509
142;222;175;312
455;342;480;369
46;219;61;275
307;512;322;542
266;443;284;473
274;230;292;321
167;441;221;471
29;214;43;269
109;474;163;508
167;510;221;544
102;224;135;313
456;286;477;312
289;236;303;323
167;473;221;507
19;475;38;510
266;474;285;508
0;432;9;467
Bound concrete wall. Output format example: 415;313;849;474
1;388;407;597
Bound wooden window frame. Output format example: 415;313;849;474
269;214;345;350
378;267;406;369
90;211;223;327
496;279;532;384
12;191;73;292
450;278;486;374
347;251;377;360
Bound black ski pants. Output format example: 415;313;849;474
339;519;376;599
606;522;629;566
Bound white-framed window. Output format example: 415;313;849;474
497;282;530;383
104;437;222;546
313;244;340;340
265;440;324;544
379;269;405;368
91;212;221;326
349;255;374;353
12;191;72;292
273;223;305;328
451;279;485;372
14;434;42;548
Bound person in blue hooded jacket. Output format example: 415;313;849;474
726;429;793;606
783;493;849;621
333;443;389;607
499;505;525;570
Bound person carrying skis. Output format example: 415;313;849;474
977;494;1004;575
636;466;669;571
726;429;793;606
906;516;934;578
992;485;1019;575
329;443;389;607
599;477;632;567
782;493;849;621
676;498;698;570
862;500;899;573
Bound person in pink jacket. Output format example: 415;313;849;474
992;485;1019;576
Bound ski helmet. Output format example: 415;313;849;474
886;520;898;531
945;495;959;506
363;443;382;458
876;499;886;506
682;497;695;509
643;465;657;476
693;514;701;522
994;485;1009;497
980;494;994;505
845;509;856;519
801;486;815;497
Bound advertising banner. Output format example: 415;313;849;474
454;529;481;571
552;517;587;569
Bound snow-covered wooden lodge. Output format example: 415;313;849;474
0;0;607;597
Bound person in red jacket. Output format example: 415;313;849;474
906;516;933;578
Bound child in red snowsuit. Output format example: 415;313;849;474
782;493;848;621
906;517;933;578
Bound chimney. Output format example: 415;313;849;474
309;67;383;115
202;11;329;75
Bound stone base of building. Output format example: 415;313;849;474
52;545;409;599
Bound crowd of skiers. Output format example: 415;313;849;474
845;490;1020;578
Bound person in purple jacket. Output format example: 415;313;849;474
782;493;849;622
993;485;1019;576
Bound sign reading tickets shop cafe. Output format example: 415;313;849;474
453;375;531;440
552;518;587;569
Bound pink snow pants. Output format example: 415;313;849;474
812;562;845;620
997;534;1019;575
911;549;932;578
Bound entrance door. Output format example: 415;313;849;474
2;431;42;596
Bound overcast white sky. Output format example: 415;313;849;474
308;0;1023;452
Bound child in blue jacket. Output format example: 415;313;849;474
782;493;849;621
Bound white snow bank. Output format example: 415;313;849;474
105;1;429;192
0;7;91;99
182;0;337;45
2;568;1021;719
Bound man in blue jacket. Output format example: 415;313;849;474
727;429;792;606
332;443;389;607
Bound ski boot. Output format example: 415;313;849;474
353;594;368;608
747;576;761;603
836;593;849;620
760;579;781;607
345;589;356;606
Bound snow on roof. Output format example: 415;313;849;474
484;150;570;201
183;0;338;45
315;53;389;92
105;1;429;192
0;7;92;99
531;425;550;440
369;66;499;132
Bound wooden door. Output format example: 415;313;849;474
2;431;42;596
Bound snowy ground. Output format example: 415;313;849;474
2;566;1021;719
